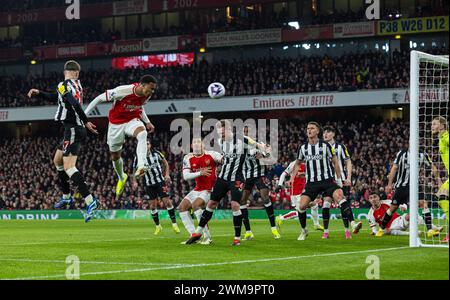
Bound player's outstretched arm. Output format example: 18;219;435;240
27;89;58;100
140;108;155;133
84;92;108;116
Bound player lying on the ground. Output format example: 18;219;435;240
84;75;157;198
431;116;449;243
240;125;281;240
378;144;442;238
368;192;443;236
275;160;323;231
132;140;180;235
179;137;223;245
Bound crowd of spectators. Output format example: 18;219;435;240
2;117;445;212
1;2;447;50
4;48;449;108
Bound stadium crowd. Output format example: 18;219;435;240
2;48;448;108
2;117;441;212
0;2;447;50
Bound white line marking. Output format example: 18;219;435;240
2;246;409;280
0;229;348;246
0;258;187;267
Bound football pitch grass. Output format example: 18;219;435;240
0;219;448;280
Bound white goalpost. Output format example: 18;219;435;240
410;50;449;248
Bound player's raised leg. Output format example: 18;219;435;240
108;124;128;197
133;125;149;178
64;155;97;223
54;149;73;208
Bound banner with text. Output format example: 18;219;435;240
143;36;179;52
113;0;148;15
1;89;420;122
111;39;143;54
377;15;449;36
282;25;334;42
334;22;375;38
206;28;281;48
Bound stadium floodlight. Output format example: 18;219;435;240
410;50;449;248
288;21;300;30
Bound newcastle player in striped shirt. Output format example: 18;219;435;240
322;126;354;239
291;122;362;241
240;126;281;240
185;120;252;246
132;140;180;235
27;61;99;222
377;145;441;238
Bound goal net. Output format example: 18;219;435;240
410;50;449;248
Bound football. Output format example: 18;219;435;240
207;82;226;99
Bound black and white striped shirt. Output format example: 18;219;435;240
243;142;268;179
393;150;431;188
55;79;84;125
330;142;351;181
297;139;336;183
134;150;166;186
218;134;250;181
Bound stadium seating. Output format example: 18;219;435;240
1;48;448;108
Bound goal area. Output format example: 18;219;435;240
410;50;449;248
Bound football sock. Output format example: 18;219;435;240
136;130;148;167
264;202;276;227
241;205;251;231
66;167;91;201
167;207;176;224
310;203;320;226
339;199;355;223
298;210;307;229
194;209;211;239
198;207;214;229
151;209;160;226
56;165;71;195
380;209;393;229
180;211;195;234
422;208;433;231
112;158;125;181
233;210;243;239
322;207;330;230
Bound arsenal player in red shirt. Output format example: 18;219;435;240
368;193;442;236
84;75;157;198
179;137;223;245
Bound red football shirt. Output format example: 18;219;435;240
183;151;222;191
